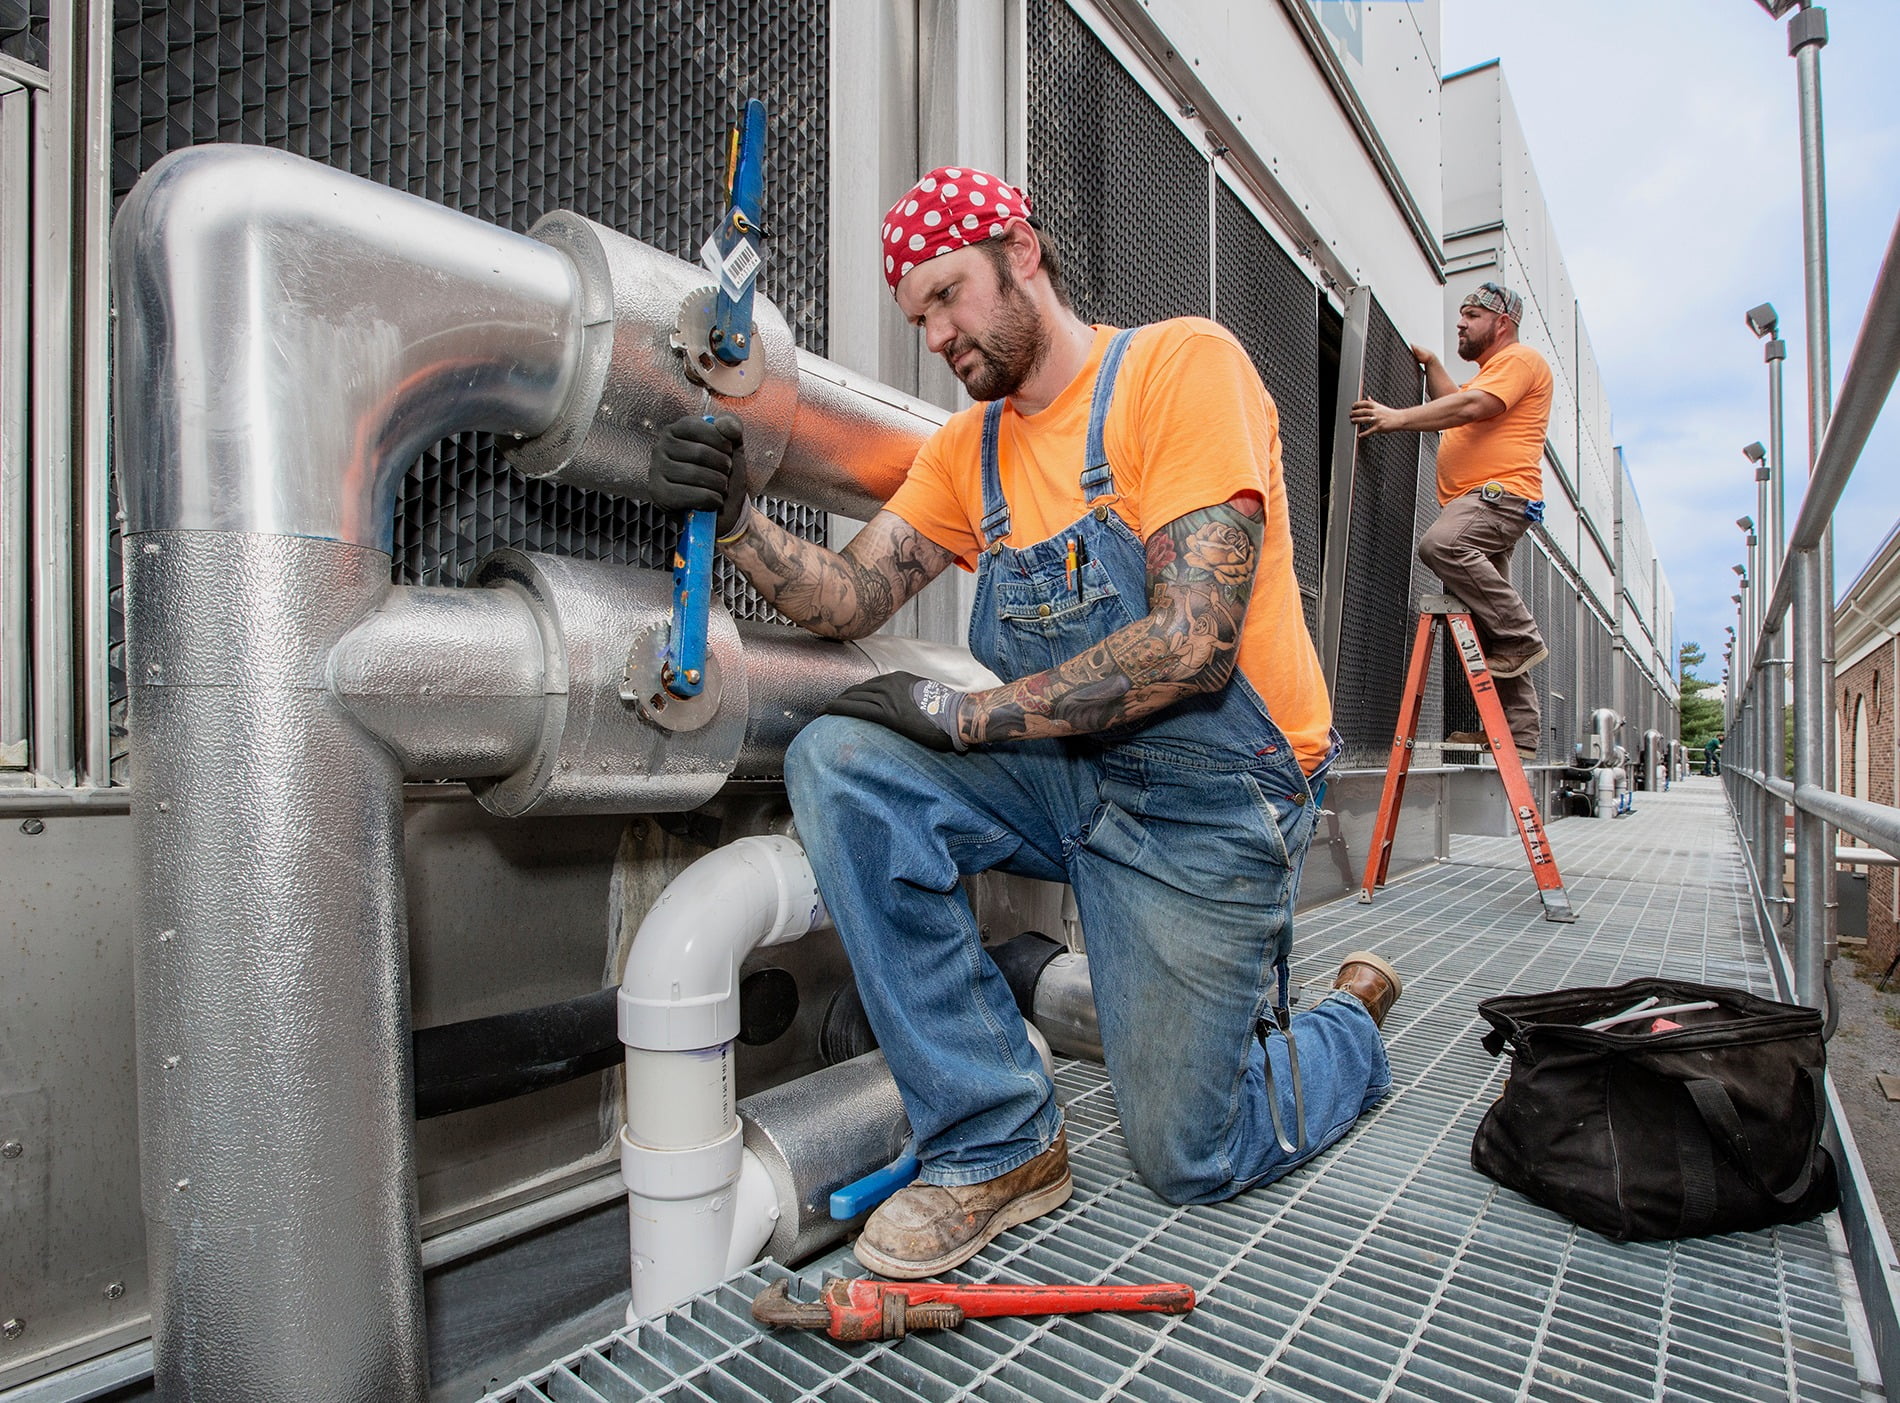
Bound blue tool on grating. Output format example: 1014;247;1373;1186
662;99;767;701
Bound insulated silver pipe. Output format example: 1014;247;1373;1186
115;145;585;1403
505;212;945;523
328;586;550;780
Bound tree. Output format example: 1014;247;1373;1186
1678;641;1724;748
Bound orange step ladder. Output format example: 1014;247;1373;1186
1358;594;1577;923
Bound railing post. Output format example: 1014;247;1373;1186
1791;5;1838;988
1792;548;1828;1007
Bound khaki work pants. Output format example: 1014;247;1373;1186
1418;492;1544;752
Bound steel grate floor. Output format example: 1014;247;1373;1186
486;779;1868;1402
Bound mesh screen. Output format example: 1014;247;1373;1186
108;0;831;626
1026;0;1209;328
1333;297;1422;761
1550;570;1579;759
1408;435;1444;744
0;0;45;66
1213;184;1322;618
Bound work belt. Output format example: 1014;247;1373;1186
1466;481;1546;523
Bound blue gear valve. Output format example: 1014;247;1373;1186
656;99;768;706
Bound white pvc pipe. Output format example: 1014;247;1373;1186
617;834;827;1323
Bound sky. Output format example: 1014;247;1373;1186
1440;0;1900;686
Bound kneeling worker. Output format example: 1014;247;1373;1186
650;166;1400;1278
1350;282;1552;756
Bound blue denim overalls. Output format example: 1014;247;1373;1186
786;328;1390;1205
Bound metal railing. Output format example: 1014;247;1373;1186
1725;198;1900;1010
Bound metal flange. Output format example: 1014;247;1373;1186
671;285;767;399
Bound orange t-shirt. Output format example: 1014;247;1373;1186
886;320;1332;774
1435;341;1553;505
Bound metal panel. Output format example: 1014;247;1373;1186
1538;464;1579;571
0;79;29;770
1439;62;1501;237
0;813;147;1391
1027;0;1210;328
1334;296;1422;762
1578;519;1615;614
1213;180;1322;612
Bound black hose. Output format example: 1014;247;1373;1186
818;931;1065;1067
988;931;1064;1015
413;988;620;1119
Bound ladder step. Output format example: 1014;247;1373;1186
1418;593;1472;615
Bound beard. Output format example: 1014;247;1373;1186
1457;320;1501;361
945;273;1049;401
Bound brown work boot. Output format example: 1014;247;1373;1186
1443;731;1488;747
853;1136;1072;1280
1333;951;1403;1028
1486;644;1549;679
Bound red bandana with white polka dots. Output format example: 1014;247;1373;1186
880;166;1033;290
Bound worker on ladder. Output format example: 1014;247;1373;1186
1350;282;1553;758
648;165;1400;1281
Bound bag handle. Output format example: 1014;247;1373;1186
1682;1067;1827;1206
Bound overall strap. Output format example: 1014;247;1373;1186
1081;327;1139;502
978;398;1009;548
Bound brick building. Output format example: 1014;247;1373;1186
1837;522;1900;969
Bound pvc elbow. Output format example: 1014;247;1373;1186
619;834;827;1051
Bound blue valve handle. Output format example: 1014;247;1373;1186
829;1151;920;1221
661;416;720;701
711;99;767;367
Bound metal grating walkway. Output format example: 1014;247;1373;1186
487;780;1868;1402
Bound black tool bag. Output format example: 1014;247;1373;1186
1470;978;1838;1241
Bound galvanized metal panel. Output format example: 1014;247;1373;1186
1440;62;1501;237
0;812;147;1391
1128;0;1442;335
1300;0;1444;240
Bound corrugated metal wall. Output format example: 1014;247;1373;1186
1026;0;1326;628
1334;297;1424;761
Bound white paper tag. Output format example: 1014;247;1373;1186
718;238;761;300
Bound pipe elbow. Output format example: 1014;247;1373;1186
619;835;827;1051
113;145;584;550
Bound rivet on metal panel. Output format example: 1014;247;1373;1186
0;1140;21;1158
142;541;160;555
172;1178;189;1192
18;818;42;835
1;1319;21;1339
157;930;174;943
105;1282;125;1300
163;1056;179;1069
156;801;169;812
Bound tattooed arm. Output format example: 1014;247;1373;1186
958;494;1264;744
720;507;958;640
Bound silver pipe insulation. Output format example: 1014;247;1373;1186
112;144;955;1402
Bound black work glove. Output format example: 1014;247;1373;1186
649;414;750;538
822;671;970;753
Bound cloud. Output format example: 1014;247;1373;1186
1442;0;1900;675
